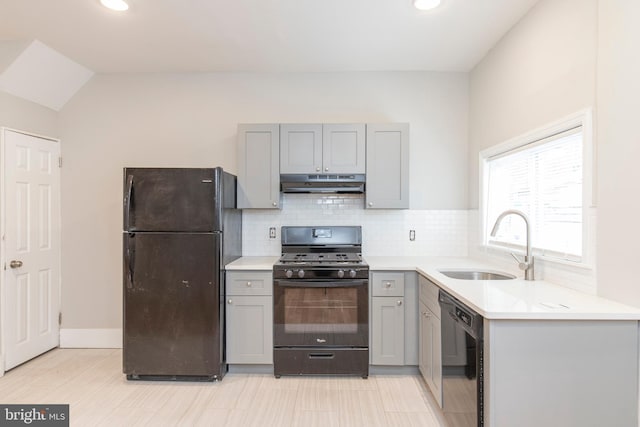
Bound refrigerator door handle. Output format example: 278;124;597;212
124;174;134;229
126;234;135;289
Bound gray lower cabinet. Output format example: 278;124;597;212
370;271;418;366
225;271;273;364
236;124;280;209
366;123;410;209
371;296;405;365
418;274;442;407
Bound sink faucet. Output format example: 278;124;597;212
490;209;535;280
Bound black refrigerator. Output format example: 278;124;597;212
122;167;241;381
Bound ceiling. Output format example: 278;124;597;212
0;0;539;74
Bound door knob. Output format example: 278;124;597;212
10;260;23;269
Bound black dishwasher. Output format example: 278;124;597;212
439;289;484;427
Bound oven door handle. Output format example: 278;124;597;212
275;280;367;288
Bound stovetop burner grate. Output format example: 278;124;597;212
279;252;363;264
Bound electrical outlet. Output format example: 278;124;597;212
269;227;277;239
409;230;416;241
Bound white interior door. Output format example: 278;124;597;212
1;128;61;372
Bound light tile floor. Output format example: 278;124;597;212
0;349;446;426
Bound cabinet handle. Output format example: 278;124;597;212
423;311;430;318
325;167;329;172
368;202;373;207
384;281;392;288
316;167;321;172
272;202;277;207
397;300;403;306
228;299;233;304
246;281;252;287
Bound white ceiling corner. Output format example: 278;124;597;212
0;40;94;111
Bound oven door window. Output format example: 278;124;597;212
274;281;368;347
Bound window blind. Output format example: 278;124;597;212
486;127;583;260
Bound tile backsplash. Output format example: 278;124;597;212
242;194;469;257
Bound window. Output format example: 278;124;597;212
481;111;592;263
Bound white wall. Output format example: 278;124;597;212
468;0;597;207
58;71;469;329
0;90;58;137
596;1;640;305
467;0;599;293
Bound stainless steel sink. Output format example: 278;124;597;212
438;269;516;280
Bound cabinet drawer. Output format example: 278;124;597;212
371;272;405;297
226;271;273;296
419;274;441;318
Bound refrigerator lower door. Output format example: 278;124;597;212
123;232;224;380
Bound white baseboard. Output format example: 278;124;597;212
59;328;122;348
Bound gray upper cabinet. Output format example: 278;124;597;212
280;124;323;174
237;124;280;209
280;124;365;174
366;123;409;209
322;124;366;174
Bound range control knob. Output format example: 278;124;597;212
298;269;305;279
349;269;357;278
285;269;293;278
337;270;345;278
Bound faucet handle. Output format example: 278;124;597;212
511;252;529;271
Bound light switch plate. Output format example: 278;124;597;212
409;230;416;241
269;227;276;239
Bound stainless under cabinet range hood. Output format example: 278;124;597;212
280;174;365;193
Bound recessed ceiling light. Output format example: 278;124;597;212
414;0;442;11
100;0;129;11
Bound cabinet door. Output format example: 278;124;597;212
371;297;405;365
430;310;442;408
366;123;409;209
403;272;419;366
420;305;442;407
419;301;430;381
237;124;280;209
322;124;366;174
226;295;273;364
280;124;323;174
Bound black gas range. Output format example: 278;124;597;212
273;226;369;378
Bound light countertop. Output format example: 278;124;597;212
226;256;279;270
225;256;640;320
366;256;640;321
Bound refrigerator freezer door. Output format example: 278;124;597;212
123;232;224;379
123;168;222;232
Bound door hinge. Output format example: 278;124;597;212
58;157;62;168
58;312;62;326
